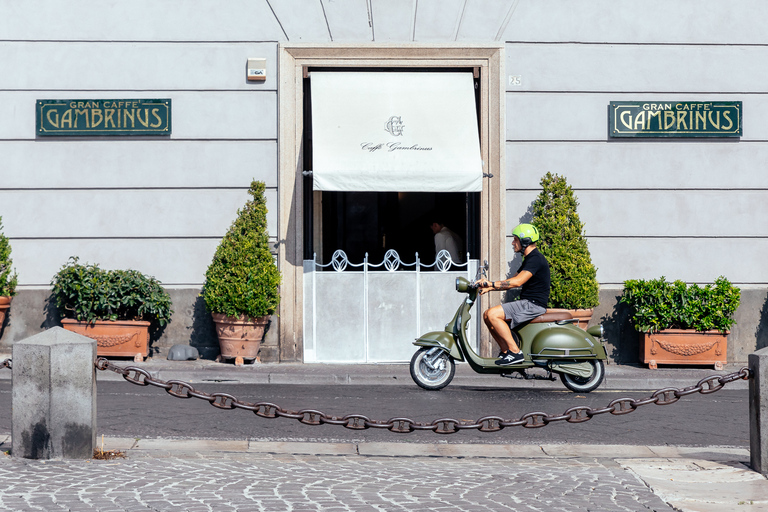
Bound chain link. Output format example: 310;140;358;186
1;359;10;370
94;358;752;435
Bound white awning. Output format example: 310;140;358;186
310;72;482;192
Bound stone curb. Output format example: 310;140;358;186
7;432;746;462
76;436;755;462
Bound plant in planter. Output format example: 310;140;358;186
531;172;599;327
0;216;18;332
50;257;173;361
620;276;740;369
202;180;281;365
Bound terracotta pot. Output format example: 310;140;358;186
211;313;269;365
61;319;150;362
547;308;593;330
0;296;10;331
640;329;727;370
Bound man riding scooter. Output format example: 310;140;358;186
477;223;550;366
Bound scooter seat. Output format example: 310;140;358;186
529;310;573;323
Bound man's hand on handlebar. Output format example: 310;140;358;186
476;278;493;295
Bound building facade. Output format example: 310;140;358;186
1;0;767;363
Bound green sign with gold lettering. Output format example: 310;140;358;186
37;99;171;136
609;101;741;138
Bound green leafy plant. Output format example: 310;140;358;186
0;217;18;296
531;172;599;309
620;276;740;333
202;180;281;318
50;256;173;325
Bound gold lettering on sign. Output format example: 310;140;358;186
612;101;738;136
647;111;661;130
46;109;59;128
124;109;135;128
722;111;734;131
74;109;88;128
708;110;720;129
104;109;116;128
136;109;149;127
39;100;168;134
91;109;103;128
695;111;706;130
633;111;645;130
60;109;73;129
664;111;675;129
620;110;633;130
150;108;162;128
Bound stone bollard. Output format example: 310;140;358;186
750;346;768;476
12;327;96;459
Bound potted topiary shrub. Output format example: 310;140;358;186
202;180;281;365
0;216;18;332
531;172;599;327
620;276;740;370
51;257;173;361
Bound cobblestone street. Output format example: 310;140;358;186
0;452;674;511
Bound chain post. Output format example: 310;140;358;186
92;360;752;436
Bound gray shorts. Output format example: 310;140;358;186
501;300;547;329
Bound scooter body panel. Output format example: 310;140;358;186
518;322;606;359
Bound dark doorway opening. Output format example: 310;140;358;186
318;191;479;265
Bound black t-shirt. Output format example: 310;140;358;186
517;248;551;308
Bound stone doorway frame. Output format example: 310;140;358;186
277;43;505;361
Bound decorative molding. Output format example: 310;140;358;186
652;338;719;357
278;43;505;361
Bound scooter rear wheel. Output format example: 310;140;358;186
410;347;455;390
560;359;605;393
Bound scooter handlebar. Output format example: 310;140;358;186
461;261;489;291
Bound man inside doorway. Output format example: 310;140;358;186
430;219;464;264
476;223;550;366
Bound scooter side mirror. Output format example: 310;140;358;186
455;277;471;293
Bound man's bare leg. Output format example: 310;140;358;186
482;305;521;353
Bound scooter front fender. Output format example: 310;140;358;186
413;331;464;362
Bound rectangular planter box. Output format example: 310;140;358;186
640;329;727;370
61;319;150;361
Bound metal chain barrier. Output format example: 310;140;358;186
95;358;750;434
1;359;10;370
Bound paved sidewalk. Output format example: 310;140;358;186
0;437;765;512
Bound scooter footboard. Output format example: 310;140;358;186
413;331;464;361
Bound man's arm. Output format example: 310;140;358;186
477;271;532;295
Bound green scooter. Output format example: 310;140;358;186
410;262;608;392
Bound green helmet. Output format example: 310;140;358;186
512;223;540;248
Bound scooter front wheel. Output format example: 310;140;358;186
410;347;455;390
560;359;605;393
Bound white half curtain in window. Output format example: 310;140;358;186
310;72;483;192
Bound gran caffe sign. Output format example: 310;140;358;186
37;99;171;136
609;101;741;138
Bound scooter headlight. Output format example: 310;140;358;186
455;277;470;293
